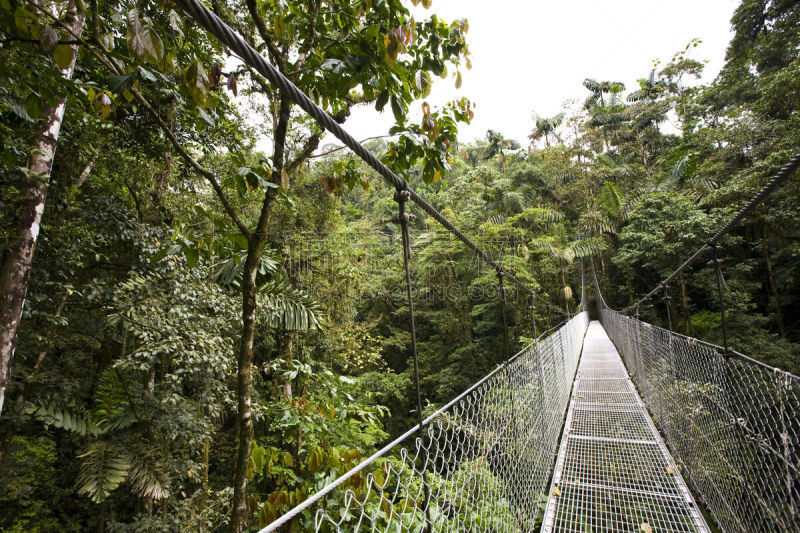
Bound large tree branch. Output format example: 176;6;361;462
245;0;286;73
283;101;354;173
299;0;322;59
131;92;251;238
285;134;321;174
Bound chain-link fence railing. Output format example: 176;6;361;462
261;312;589;532
600;308;800;533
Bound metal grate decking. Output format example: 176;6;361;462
542;321;710;533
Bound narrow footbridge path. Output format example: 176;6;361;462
542;322;709;533
262;310;799;533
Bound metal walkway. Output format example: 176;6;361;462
542;321;710;533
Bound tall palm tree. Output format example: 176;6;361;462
529;112;565;148
484;129;520;160
582;78;626;109
627;70;667;103
584;79;627;152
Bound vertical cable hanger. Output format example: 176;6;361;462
711;245;729;354
498;269;510;363
393;188;431;531
663;283;677;379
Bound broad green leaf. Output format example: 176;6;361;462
375;89;389;111
414;70;432;98
168;9;184;38
390;95;403;122
14;7;36;35
126;10;164;65
184;61;210;107
126;9;144;58
196;107;216;127
107;72;137;93
100;32;114;51
25;94;41;120
141;21;165;65
53;44;74;69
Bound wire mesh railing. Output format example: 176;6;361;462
261;312;589;532
599;307;800;533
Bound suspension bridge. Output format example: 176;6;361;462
258;288;799;533
163;1;800;531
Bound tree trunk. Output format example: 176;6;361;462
200;433;210;532
144;362;155;516
230;249;261;533
230;93;290;533
98;500;106;533
0;3;84;417
295;379;305;465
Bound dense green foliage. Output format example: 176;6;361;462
1;0;799;531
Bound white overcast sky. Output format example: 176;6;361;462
321;0;740;149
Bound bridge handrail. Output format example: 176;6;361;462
599;305;800;533
590;258;800;381
260;312;589;532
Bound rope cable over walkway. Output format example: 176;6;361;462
172;0;568;319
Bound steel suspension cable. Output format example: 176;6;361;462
620;151;800;313
172;0;569;317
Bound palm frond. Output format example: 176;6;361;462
93;368;136;431
258;280;323;330
127;445;170;500
570;237;608;258
502;191;526;213
76;442;130;503
579;209;616;235
214;251;279;290
600;181;624;221
670;155;690;181
24;401;98;436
